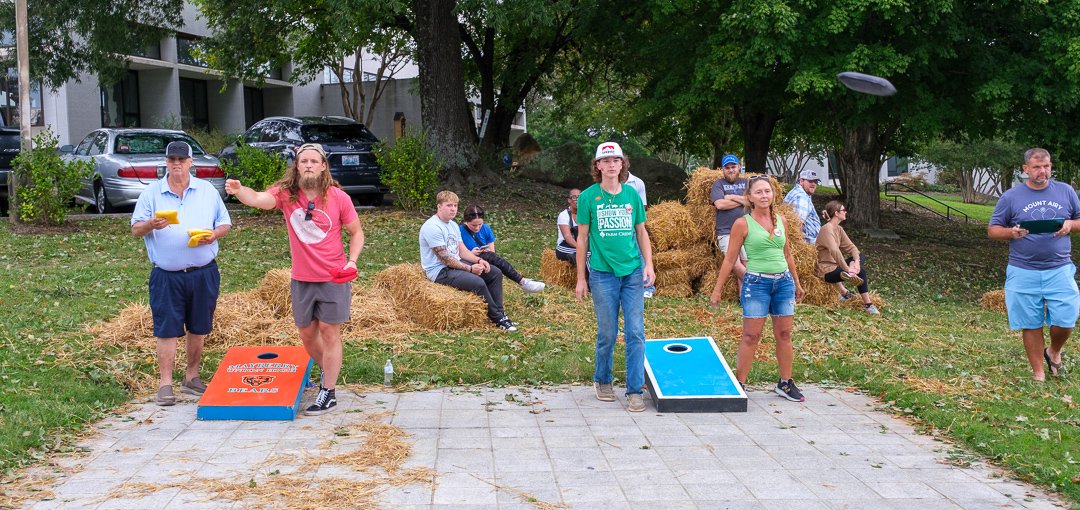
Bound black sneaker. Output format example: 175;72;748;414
304;387;337;416
774;379;805;402
496;318;518;332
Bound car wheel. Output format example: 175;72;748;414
94;182;116;214
356;193;384;207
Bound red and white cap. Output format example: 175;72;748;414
594;142;624;160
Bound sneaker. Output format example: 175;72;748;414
181;377;207;395
627;393;646;412
839;291;854;302
864;304;880;315
520;278;546;293
496;318;518;332
304;388;338;416
155;385;176;406
643;290;654;299
841;272;863;288
594;382;616;402
775;379;805;402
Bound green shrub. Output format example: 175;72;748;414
186;128;239;156
375;130;440;211
221;143;287;195
12;129;92;225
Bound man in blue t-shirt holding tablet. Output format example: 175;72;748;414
988;148;1080;380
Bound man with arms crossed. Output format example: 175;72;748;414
226;143;364;415
131;141;231;406
711;154;749;286
988;148;1080;380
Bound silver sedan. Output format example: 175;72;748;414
66;129;227;214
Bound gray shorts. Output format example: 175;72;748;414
717;234;748;261
290;280;352;327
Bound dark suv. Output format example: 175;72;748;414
221;116;388;205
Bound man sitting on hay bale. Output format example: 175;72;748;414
420;191;519;332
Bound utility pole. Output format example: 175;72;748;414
12;0;32;221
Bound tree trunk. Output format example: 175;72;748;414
736;106;779;174
960;167;976;203
413;0;478;188
836;125;889;228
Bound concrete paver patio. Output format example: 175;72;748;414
16;384;1068;509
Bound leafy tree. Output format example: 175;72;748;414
12;129;92;225
917;138;1023;201
0;0;179;88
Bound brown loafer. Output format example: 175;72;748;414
156;385;176;406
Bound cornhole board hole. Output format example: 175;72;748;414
197;346;313;420
644;337;746;412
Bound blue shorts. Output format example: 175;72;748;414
1004;264;1079;330
740;271;796;319
148;261;220;338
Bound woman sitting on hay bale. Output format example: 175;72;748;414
555;188;581;264
709;175;806;402
815;201;880;315
459;204;546;293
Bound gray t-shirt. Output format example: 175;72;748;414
990;180;1080;270
710;177;748;235
419;214;462;281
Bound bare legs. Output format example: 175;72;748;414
156;333;205;387
1023;326;1070;381
734;315;795;383
298;320;344;390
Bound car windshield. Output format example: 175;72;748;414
113;134;206;155
300;124;378;144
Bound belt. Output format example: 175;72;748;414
745;270;788;280
155;260;216;273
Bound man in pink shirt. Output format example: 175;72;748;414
226;143;365;415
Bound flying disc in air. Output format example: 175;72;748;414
837;72;897;96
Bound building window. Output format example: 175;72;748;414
178;78;209;130
244;87;264;128
0;69;44;127
100;70;140;127
130;39;162;60
176;35;207;67
887;156;909;177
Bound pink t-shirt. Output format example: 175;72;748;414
270;186;359;282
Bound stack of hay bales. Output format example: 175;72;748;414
980;289;1006;313
540;249;577;289
372;263;490;329
648;167;883;309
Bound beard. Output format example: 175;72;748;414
300;173;323;191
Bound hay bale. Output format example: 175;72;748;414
980;289;1006;313
342;286;415;339
839;291;885;311
254;268;293;318
372;263;489;330
210;291;296;347
646;201;698;251
87;302;154;347
656;282;693;298
654;249;693;270
687;204;718;244
685;167;723;206
654;266;691;289
540;249;577;289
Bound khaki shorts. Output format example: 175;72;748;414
290;280;352;327
717;235;748;261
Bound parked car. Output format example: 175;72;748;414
220;116;388;205
0;120;20;216
64;129;226;214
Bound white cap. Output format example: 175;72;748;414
595;142;624;160
799;169;821;182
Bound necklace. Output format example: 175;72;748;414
599;184;621;204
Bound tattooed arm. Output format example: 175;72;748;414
433;245;479;273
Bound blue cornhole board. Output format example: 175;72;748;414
644;337;746;412
197;346;313;421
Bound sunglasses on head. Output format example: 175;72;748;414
748;175;770;182
304;201;315;221
463;212;484;221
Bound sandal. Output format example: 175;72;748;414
1044;348;1065;377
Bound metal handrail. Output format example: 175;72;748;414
883;182;971;223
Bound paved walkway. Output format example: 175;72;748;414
16;385;1067;509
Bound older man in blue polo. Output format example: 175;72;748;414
783;169;822;244
131;141;232;406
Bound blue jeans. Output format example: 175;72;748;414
740;271;796;319
589;266;645;395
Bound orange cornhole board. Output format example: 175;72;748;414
197;346;313;421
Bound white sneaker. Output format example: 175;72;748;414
520;278;546;293
643;290;654;299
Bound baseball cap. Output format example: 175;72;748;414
799;169;821;182
165;141;192;158
295;143;328;159
721;154;739;167
594;142;624;160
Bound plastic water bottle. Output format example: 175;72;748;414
383;359;394;386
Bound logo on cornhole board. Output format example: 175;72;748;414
197;346;313;421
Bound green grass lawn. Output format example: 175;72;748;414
880;190;997;223
0;182;1078;504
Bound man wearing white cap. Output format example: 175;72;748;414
783;169;822;244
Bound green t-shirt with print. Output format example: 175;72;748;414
576;182;646;277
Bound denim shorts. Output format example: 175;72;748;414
740;271;796;319
1004;263;1079;329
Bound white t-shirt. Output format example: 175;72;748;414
626;172;647;205
418;214;461;281
557;209;572;245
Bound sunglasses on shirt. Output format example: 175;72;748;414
305;201;315;221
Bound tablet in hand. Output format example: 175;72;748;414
1019;219;1065;234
